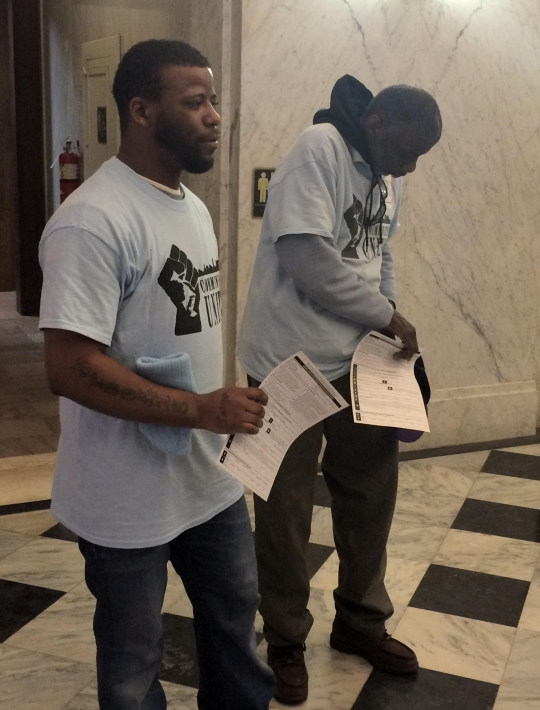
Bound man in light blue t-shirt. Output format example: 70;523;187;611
238;76;442;704
40;40;275;710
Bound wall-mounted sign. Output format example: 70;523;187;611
253;168;275;217
97;106;107;144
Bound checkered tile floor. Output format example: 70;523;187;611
1;446;540;709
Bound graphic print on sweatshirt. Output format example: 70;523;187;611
158;244;221;336
341;194;392;260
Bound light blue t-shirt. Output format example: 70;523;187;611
237;123;402;382
39;157;243;548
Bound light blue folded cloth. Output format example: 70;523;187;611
135;352;197;456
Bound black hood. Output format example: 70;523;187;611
313;75;375;170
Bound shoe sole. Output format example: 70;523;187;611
329;638;419;676
273;692;309;706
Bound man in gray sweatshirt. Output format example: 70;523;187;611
237;76;442;705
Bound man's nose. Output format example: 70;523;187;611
205;104;221;126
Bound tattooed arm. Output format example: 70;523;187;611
43;329;267;435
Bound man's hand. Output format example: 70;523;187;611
196;387;268;435
384;310;418;360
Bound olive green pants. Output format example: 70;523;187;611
249;373;399;646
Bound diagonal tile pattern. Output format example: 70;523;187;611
2;294;540;708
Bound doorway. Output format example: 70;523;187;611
81;35;121;179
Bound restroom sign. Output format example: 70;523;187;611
253;168;275;217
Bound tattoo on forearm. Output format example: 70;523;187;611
218;392;229;421
73;358;188;415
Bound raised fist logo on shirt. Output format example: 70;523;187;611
341;195;365;259
158;245;202;335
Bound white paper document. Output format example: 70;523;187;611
218;352;348;500
350;332;430;432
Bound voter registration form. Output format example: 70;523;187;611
218;353;348;500
350;332;429;432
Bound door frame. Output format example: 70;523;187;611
81;35;121;181
10;0;47;316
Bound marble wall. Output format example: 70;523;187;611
235;0;540;447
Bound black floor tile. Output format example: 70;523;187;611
353;668;499;710
160;613;264;688
0;578;64;643
482;450;540;481
453;498;540;542
0;500;51;516
41;522;79;543
313;474;332;508
409;564;529;627
306;542;335;579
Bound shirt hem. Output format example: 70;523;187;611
50;488;244;549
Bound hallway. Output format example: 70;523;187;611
1;294;540;709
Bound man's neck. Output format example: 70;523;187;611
116;142;183;190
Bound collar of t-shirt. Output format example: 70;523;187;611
346;143;373;180
142;176;185;200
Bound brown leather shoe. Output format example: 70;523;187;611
267;643;309;705
330;618;419;675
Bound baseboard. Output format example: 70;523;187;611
400;380;539;453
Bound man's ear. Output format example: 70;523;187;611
128;96;155;129
364;113;384;139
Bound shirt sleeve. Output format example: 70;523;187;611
274;233;394;329
379;242;398;305
266;159;338;242
39;227;125;346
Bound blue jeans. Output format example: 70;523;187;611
79;497;276;709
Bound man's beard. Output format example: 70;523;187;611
155;115;214;174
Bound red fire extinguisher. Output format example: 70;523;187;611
59;139;81;203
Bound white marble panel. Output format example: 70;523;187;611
309;505;334;547
434;529;540;582
0;530;33;561
494;629;540;710
0;644;95;710
386;521;448;563
0;453;56;506
306;586;335;647
384;557;430;607
394;607;515;685
236;0;540;444
392;494;464;528
400;0;540;382
7;582;96;665
0;509;57;536
502;445;540;458
310;551;339;592
0;537;85;592
162;562;193;616
398;462;475;498
519;565;540;633
401;451;489;479
469;473;540;510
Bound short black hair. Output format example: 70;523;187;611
367;85;442;145
113;39;210;133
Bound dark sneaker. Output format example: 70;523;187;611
330;618;419;675
267;643;309;705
